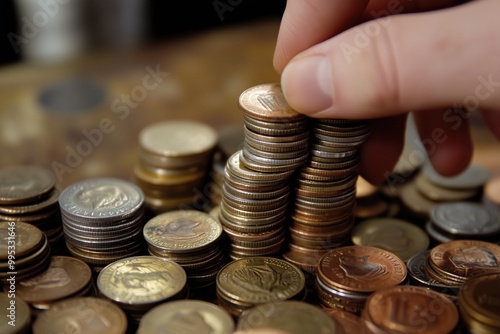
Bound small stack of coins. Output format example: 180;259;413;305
0;293;31;334
426;239;500;286
59;178;145;267
362;286;459;334
32;297;128;334
137;300;235;334
236;301;339;333
15;256;93;313
0;165;63;249
143;210;225;293
351;218;429;262
426;201;500;244
219;151;291;259
97;256;188;323
0;222;51;284
316;245;407;314
216;257;306;317
459;273;500;334
134;120;218;213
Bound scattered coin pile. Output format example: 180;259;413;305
316;245;407;314
0;293;31;334
216;257;306;317
134;120;218;213
143;210;225;293
15;256;93;312
97;256;188;323
137;300;235;334
362;285;459;334
0;165;63;249
354;175;389;220
0;222;50;284
59;178;145;266
426;239;500;286
459;273;500;334
426;201;500;244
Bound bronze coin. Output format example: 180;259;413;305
459;272;500;327
0;165;55;205
0;221;44;260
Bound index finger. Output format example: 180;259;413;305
273;0;369;73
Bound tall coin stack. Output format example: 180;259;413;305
134;120;218;213
219;83;309;259
0;165;63;250
59;178;145;267
285;119;370;266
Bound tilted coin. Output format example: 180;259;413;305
0;165;55;205
0;221;44;260
423;161;491;190
138;300;235;334
32;297;127;334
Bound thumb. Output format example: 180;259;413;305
281;0;500;119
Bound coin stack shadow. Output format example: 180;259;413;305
0;166;64;251
219;83;310;260
284;119;370;275
143;210;226;297
59;178;145;268
133;120;218;214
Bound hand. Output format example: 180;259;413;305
274;0;500;184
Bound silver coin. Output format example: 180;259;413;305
423;162;491;190
59;178;144;222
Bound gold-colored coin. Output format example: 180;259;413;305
0;221;44;260
0;165;55;205
0;189;60;215
32;297;127;334
459;273;500;328
97;255;187;306
414;171;478;202
138;300;235;334
351;218;429;262
0;293;31;334
400;182;436;219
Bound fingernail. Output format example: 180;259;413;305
281;55;333;115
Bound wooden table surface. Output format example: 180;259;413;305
0;18;498;190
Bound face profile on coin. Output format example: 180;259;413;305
77;185;129;210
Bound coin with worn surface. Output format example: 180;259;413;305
429;240;500;281
0;221;44;260
239;83;304;122
363;285;459;334
32;297;127;334
423;162;491;190
97;256;187;305
16;256;92;303
144;210;222;253
217;257;305;304
351;218;429;262
317;246;407;293
459;273;500;328
0;165;55;205
138;300;234;334
0;293;31;334
431;202;499;236
237;301;338;334
59;178;144;221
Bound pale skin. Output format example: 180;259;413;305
274;0;500;185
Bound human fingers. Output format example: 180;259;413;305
364;0;456;18
280;0;500;120
480;109;500;140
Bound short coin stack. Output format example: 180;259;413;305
59;178;145;266
97;256;188;323
0;222;50;284
0;165;63;249
216;257;306;317
134;120;218;213
143;210;226;293
316;245;407;314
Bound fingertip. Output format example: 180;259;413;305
428;141;473;177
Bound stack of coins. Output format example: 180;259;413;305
216;257;306;317
0;222;51;284
219;151;291;259
137;300;235;334
134;120;218;213
59;178;145;266
236;301;339;333
426;240;500;286
362;286;459;334
459;273;500;334
351;218;429;262
143;210;225;292
426;201;500;244
316;245;407;314
97;256;188;323
285;119;370;260
32;297;128;334
0;293;31;334
15;256;93;312
0;165;63;249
